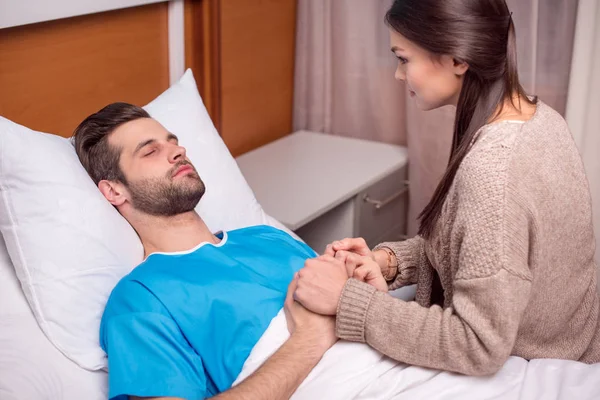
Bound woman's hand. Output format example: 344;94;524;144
325;237;373;258
294;255;349;315
345;253;389;292
324;237;390;276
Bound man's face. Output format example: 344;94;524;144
108;118;205;216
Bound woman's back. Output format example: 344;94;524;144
498;101;599;361
428;100;600;362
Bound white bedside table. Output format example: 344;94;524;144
235;130;409;253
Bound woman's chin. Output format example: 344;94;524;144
413;97;449;112
413;99;435;112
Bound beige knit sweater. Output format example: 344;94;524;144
336;100;600;375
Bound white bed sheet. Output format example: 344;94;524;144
2;230;599;400
236;309;600;400
0;315;108;400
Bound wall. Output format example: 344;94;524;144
566;0;600;291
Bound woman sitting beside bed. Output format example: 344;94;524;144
293;0;600;376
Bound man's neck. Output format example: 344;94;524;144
134;211;220;258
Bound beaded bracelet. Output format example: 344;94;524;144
380;247;399;282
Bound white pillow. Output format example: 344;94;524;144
143;70;275;233
0;69;287;371
0;234;108;400
0;229;30;318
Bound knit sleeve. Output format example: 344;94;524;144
336;143;535;376
373;236;425;290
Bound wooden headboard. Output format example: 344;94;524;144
0;0;297;156
0;3;170;138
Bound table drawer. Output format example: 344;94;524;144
354;166;408;249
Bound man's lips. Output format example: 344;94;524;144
172;164;194;178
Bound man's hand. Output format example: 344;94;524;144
284;275;337;351
294;255;348;315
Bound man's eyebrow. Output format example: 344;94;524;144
167;133;179;142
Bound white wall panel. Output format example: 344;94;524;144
0;0;166;29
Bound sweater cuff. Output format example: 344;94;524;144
374;237;423;290
336;279;377;342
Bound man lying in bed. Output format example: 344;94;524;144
73;103;341;400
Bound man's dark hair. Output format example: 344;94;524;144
72;102;150;185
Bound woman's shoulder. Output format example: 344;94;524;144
460;120;523;180
524;99;570;135
466;100;573;168
508;100;579;168
458;99;587;207
456;101;571;196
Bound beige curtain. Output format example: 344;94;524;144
566;0;600;289
294;0;579;236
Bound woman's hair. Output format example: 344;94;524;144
385;0;536;238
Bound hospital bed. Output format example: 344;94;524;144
1;3;600;399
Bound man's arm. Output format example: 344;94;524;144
213;328;330;399
132;331;325;400
133;275;336;400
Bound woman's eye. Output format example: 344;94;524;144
397;56;408;65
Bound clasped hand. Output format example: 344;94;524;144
292;238;389;317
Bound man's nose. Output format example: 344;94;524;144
168;143;187;163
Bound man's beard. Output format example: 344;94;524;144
125;164;206;217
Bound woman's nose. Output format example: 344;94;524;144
395;66;406;81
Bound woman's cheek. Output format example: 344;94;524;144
408;69;421;95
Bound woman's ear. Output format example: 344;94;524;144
452;58;469;76
98;180;127;207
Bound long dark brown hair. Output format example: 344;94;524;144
385;0;536;238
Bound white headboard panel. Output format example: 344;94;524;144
0;0;165;29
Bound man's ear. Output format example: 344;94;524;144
98;180;127;207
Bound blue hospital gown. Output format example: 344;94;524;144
99;225;316;399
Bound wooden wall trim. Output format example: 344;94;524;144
184;0;297;156
219;0;297;156
184;0;222;132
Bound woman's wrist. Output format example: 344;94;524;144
373;249;389;270
375;247;398;282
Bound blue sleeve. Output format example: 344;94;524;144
261;225;318;257
294;238;318;258
101;282;207;400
